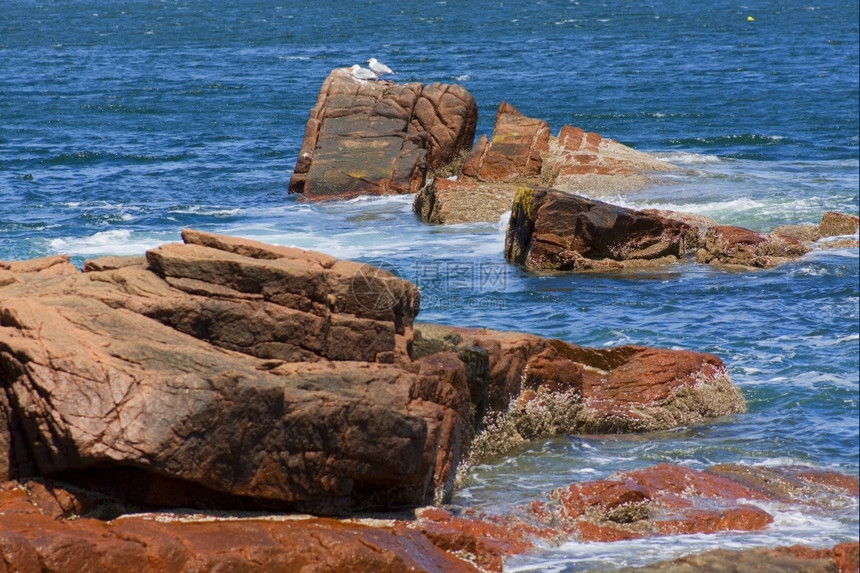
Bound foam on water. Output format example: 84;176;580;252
49;229;178;258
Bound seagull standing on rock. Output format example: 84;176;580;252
367;58;394;77
349;64;378;82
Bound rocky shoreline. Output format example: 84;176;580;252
1;230;857;571
0;70;856;572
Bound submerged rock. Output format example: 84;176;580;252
417;463;858;570
288;68;477;201
504;186;697;272
694;224;811;269
617;543;859;573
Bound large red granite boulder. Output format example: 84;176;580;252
289;68;477;201
0;230;469;514
504;186;697;271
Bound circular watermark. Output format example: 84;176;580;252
350;261;405;312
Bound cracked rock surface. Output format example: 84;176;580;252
288;68;477;201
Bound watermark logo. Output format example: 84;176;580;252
350;261;405;311
350;261;509;312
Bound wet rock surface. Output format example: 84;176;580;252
288;68;477;201
0;480;481;573
414;463;858;570
0;463;855;573
694;224;812;269
617;542;859;573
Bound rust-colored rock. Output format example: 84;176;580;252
546;125;677;194
465;102;550;182
0;231;752;515
413;323;745;463
504;186;697;271
617;542;859;572
0;462;856;573
0;230;465;514
819;211;859;237
705;463;860;503
413;506;534;572
415;104;679;225
694;224;811;268
289;68;477;201
539;463;773;541
0;481;480;573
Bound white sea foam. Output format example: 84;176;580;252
498;210;511;232
169;205;245;217
655;151;722;165
49;229;176;257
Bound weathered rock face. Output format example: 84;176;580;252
504;186;697;271
694;224;811;269
414;103;679;225
0;232;749;516
0;229;778;538
545;124;678;194
461;102;550;181
289;68;477;201
0;230;469;514
819;210;860;237
412;177;516;225
413;323;745;463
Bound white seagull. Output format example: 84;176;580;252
367;58;395;77
349;64;378;82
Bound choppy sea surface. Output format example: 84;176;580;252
1;1;858;570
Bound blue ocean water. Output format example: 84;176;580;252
1;1;857;570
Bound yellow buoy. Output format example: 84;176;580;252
747;16;755;21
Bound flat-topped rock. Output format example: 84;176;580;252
289;68;477;201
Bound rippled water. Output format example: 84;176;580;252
1;1;857;570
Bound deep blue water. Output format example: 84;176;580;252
1;1;858;570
